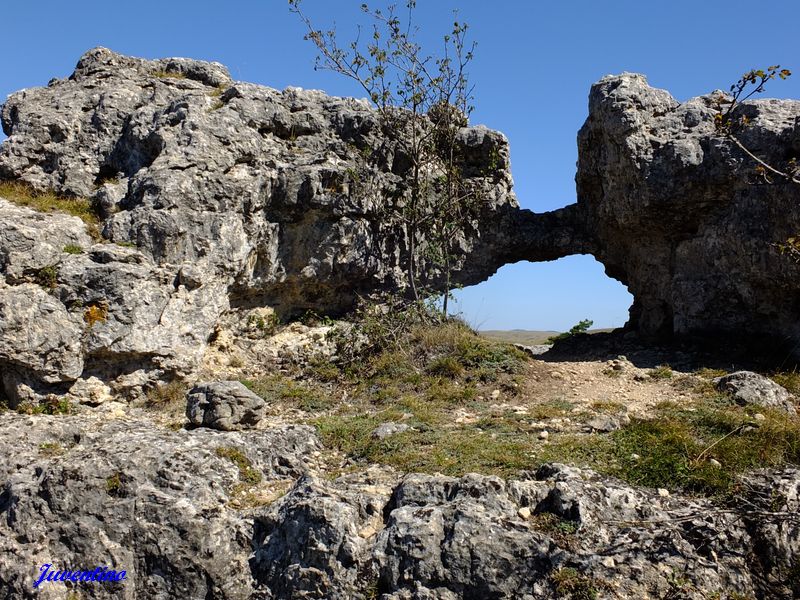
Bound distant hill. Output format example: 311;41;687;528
479;329;615;345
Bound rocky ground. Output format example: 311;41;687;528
2;320;799;599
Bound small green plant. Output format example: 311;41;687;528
105;473;123;496
248;312;281;336
215;446;262;485
550;567;602;600
547;319;593;344
62;244;83;254
35;265;59;289
426;356;464;378
298;310;335;327
649;364;674;380
772;369;800;395
307;357;341;382
17;396;71;415
695;367;728;379
38;441;65;457
530;512;580;541
145;381;187;408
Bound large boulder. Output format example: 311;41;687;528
0;47;519;403
186;381;267;430
714;370;797;414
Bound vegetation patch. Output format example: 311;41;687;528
152;69;187;79
35;265;59;289
38;441;65;457
63;244;83;254
543;398;800;495
648;364;673;380
215;446;262;485
105;473;123;496
316;413;534;477
17;397;71;415
243;375;333;412
144;381;187;408
0;181;101;239
772;369;800;395
550;567;605;600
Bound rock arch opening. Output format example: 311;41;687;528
450;255;633;335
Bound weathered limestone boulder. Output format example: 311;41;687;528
0;200;227;405
186;381;267;430
714;370;797;414
0;412;322;599
575;73;800;347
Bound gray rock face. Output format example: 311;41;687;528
0;412;322;600
252;464;800;599
714;370;797;414
186;381;267;430
575;73;800;347
0;47;520;404
0;198;227;405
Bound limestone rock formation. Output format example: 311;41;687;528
575;73;800;347
1;48;799;404
0;47;516;404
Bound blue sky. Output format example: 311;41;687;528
2;1;798;330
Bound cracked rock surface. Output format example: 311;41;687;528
1;412;797;599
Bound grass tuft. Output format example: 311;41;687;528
152;69;187;80
215;446;262;484
0;181;101;239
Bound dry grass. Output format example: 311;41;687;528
0;181;101;240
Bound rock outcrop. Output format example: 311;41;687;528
1;412;798;599
575;73;800;345
0;47;518;404
1;48;799;404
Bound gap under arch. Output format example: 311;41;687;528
450;254;633;334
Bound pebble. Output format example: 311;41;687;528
490;389;501;400
630;453;641;460
708;458;722;468
538;430;550;440
601;557;616;568
753;413;766;422
657;488;670;497
517;506;531;519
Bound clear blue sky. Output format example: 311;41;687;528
2;1;798;331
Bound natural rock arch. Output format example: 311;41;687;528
1;49;799;403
